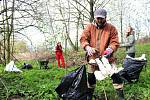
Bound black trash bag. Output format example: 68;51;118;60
22;63;33;69
55;65;89;100
119;58;147;83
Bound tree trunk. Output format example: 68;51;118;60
89;0;94;22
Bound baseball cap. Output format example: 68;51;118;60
94;8;107;18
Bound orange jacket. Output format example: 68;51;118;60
80;23;119;61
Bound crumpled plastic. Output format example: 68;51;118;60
55;65;89;100
89;56;122;80
119;54;147;83
4;61;22;72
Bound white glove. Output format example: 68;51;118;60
85;46;96;56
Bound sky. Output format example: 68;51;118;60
24;27;45;46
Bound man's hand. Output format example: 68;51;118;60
85;45;96;56
103;48;113;58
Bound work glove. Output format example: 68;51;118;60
85;45;96;56
103;48;113;58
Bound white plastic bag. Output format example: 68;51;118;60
92;57;123;80
4;61;22;72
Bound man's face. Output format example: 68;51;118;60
95;17;106;29
95;17;106;25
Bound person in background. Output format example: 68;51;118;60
54;42;65;68
80;8;125;100
120;25;136;58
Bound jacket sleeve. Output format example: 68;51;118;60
108;26;120;52
80;24;91;49
120;32;135;47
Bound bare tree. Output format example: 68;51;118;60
1;0;149;65
0;0;48;64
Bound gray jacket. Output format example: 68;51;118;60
121;32;135;53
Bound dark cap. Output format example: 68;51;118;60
94;8;107;18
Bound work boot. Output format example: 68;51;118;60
116;89;125;100
87;88;94;100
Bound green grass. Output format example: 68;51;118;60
0;43;150;100
0;61;79;100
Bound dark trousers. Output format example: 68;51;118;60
88;73;125;100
